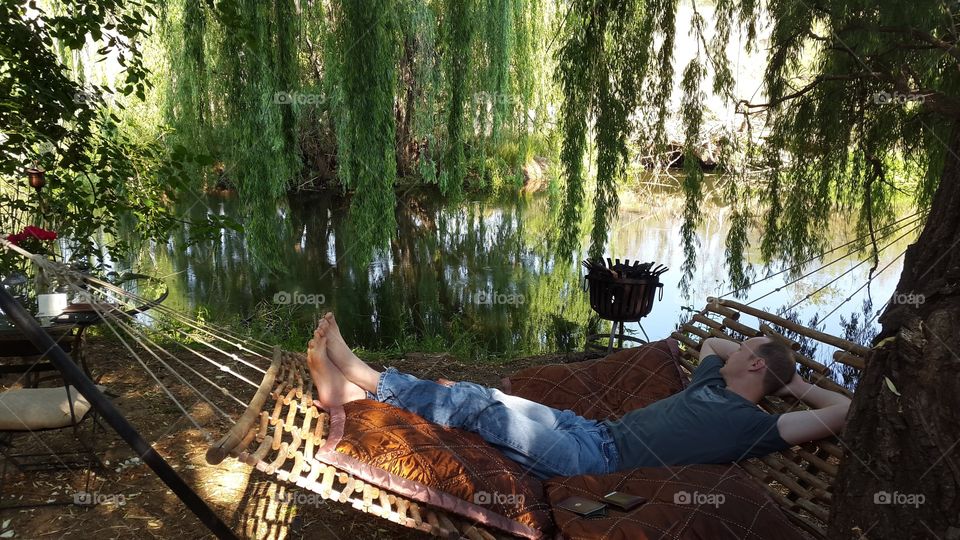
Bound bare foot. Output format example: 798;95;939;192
318;312;381;391
307;328;366;408
319;312;358;365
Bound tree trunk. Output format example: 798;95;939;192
828;124;960;539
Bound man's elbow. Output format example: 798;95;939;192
830;401;852;435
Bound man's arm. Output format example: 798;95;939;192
774;376;852;445
699;337;740;361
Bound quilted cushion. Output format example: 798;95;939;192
0;385;101;430
315;400;553;539
546;464;806;540
504;339;686;420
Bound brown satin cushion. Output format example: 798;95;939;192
505;339;686;420
316;400;553;539
546;464;806;540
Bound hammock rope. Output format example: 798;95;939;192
90;302;245;415
717;212;919;301
781;224;919;313
91;300;217;443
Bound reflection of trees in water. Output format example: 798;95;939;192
128;190;895;360
145;191;597;357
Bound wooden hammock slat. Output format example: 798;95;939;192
677;355;697;374
205;349;281;465
464;525;485;540
771;451;831;493
705;300;740;320
832;350;866;370
437;513;459;536
759;455;831;502
257;410;269;440
708;297;870;356
722;317;763;338
817;440;844;459
692;313;723;329
670;331;700;351
793;495;830;522
684;324;711;339
247;435;273;466
758;486;828;538
743;458;814;501
707;327;738;341
793;447;838;476
759;324;803;351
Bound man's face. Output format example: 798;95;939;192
720;337;771;379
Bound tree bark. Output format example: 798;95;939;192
828;123;960;539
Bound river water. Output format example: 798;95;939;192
123;185;915;364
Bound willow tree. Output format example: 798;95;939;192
0;0;208;272
558;0;960;536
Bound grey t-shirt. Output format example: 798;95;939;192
603;355;791;469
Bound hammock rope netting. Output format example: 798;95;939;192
0;216;915;539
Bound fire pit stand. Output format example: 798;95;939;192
583;259;666;353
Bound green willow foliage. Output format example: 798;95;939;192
556;0;651;260
331;0;399;255
159;0;301;270
441;0;473;196
557;0;951;297
158;0;556;263
0;0;204;276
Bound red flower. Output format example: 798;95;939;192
21;226;57;241
5;227;57;246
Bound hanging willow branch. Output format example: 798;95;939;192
333;0;400;260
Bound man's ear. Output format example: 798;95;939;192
747;356;767;373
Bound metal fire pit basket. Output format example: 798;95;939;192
585;274;663;322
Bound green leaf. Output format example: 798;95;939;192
883;376;901;397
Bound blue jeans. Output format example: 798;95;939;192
372;367;620;480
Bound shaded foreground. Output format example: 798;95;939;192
0;337;594;539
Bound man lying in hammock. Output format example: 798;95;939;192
307;313;851;480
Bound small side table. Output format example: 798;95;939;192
0;322;90;387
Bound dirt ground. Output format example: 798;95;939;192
0;336;599;539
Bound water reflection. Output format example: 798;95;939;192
125;187;915;363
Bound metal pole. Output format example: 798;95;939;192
0;287;238;540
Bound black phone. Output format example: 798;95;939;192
602;491;647;511
556;496;607;517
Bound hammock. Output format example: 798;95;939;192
0;237;873;539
